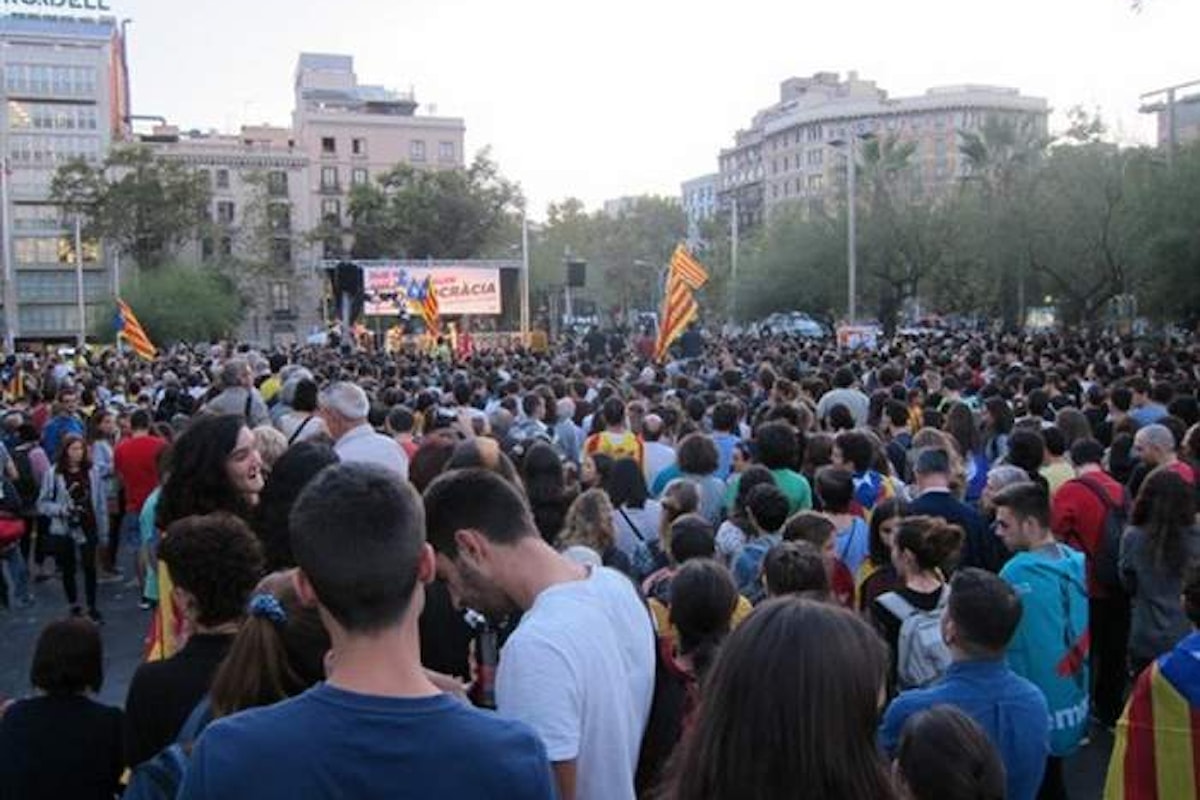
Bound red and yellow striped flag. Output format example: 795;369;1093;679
654;245;709;361
668;243;709;291
421;276;440;337
1105;634;1200;799
116;298;157;360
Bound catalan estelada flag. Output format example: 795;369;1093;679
654;245;709;361
420;276;440;337
1105;632;1200;799
115;298;157;360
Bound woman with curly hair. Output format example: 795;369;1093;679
149;414;265;661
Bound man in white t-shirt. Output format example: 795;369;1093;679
424;469;655;800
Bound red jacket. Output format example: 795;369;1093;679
1051;469;1125;598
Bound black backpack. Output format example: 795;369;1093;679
11;445;38;514
1071;476;1128;593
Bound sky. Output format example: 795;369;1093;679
110;0;1199;218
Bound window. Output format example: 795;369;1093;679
216;201;235;225
201;238;214;262
807;125;823;142
14;235;97;265
320;166;338;191
267;170;288;196
321;137;336;155
12;204;60;231
270;281;292;312
215;169;230;189
807;174;824;191
7;102;98;131
4;64;96;98
351;167;369;186
322;238;341;259
270;240;292;269
410;140;426;162
8;135;100;165
438;141;455;162
351;138;366;156
807;149;823;167
219;236;233;258
321;198;341;225
267;203;291;233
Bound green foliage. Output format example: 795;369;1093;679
346;149;523;259
731;123;1200;332
50;145;211;270
101;265;243;343
530;196;687;318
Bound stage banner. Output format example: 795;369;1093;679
363;265;502;316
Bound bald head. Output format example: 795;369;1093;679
642;413;664;442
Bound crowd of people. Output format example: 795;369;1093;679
0;324;1197;799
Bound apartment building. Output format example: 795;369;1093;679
717;72;1049;226
0;12;128;343
292;53;465;259
143;125;318;346
680;172;719;228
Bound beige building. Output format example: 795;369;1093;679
142;124;319;346
291;53;465;259
718;71;1049;226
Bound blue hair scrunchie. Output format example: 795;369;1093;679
248;593;287;626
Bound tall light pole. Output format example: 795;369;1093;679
1140;79;1200;170
828;127;874;325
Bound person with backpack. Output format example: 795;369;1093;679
1051;437;1130;727
993;482;1090;800
871;516;963;691
879;568;1050;800
11;422;51;583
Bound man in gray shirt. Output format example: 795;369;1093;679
202;358;270;427
816;366;870;428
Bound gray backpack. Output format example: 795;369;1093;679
878;587;952;689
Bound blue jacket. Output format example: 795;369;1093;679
1001;544;1090;756
40;413;83;462
880;659;1049;800
907;489;1007;573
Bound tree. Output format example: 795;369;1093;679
346;149;523;259
95;265;242;343
956;113;1051;328
50;145;211;270
530;196;686;323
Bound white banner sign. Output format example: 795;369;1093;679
363;265;501;316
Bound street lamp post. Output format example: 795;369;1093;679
828;128;873;325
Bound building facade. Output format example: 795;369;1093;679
717;71;1049;226
1141;91;1200;150
0;13;128;343
292;53;465;260
680;172;718;230
143;125;319;347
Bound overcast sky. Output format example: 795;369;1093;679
117;0;1196;218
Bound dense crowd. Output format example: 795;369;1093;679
0;325;1198;800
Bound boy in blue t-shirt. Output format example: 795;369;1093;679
179;463;554;800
